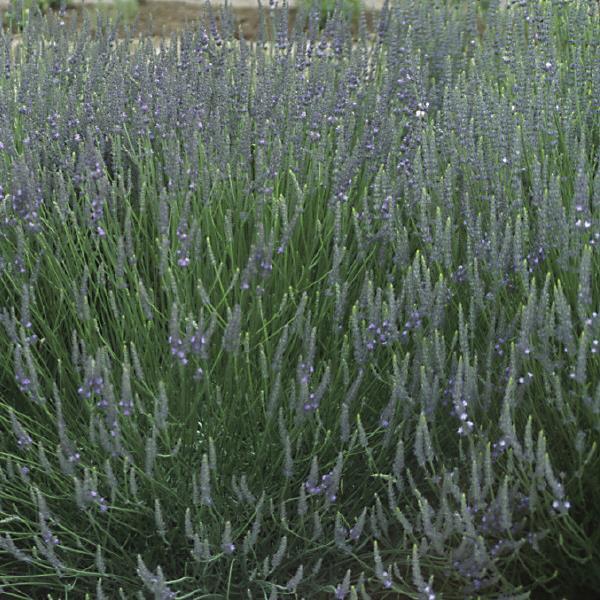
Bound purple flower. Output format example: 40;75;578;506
42;529;59;546
78;375;104;399
335;586;347;599
376;568;393;589
168;335;188;365
298;362;314;385
16;375;31;393
222;542;235;555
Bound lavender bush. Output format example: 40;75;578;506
0;0;598;597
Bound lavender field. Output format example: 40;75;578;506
0;0;598;598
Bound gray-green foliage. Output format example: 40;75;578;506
0;0;599;598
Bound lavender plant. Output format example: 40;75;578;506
0;0;599;598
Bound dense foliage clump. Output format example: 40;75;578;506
0;0;598;597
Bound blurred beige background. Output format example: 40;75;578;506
0;0;385;7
